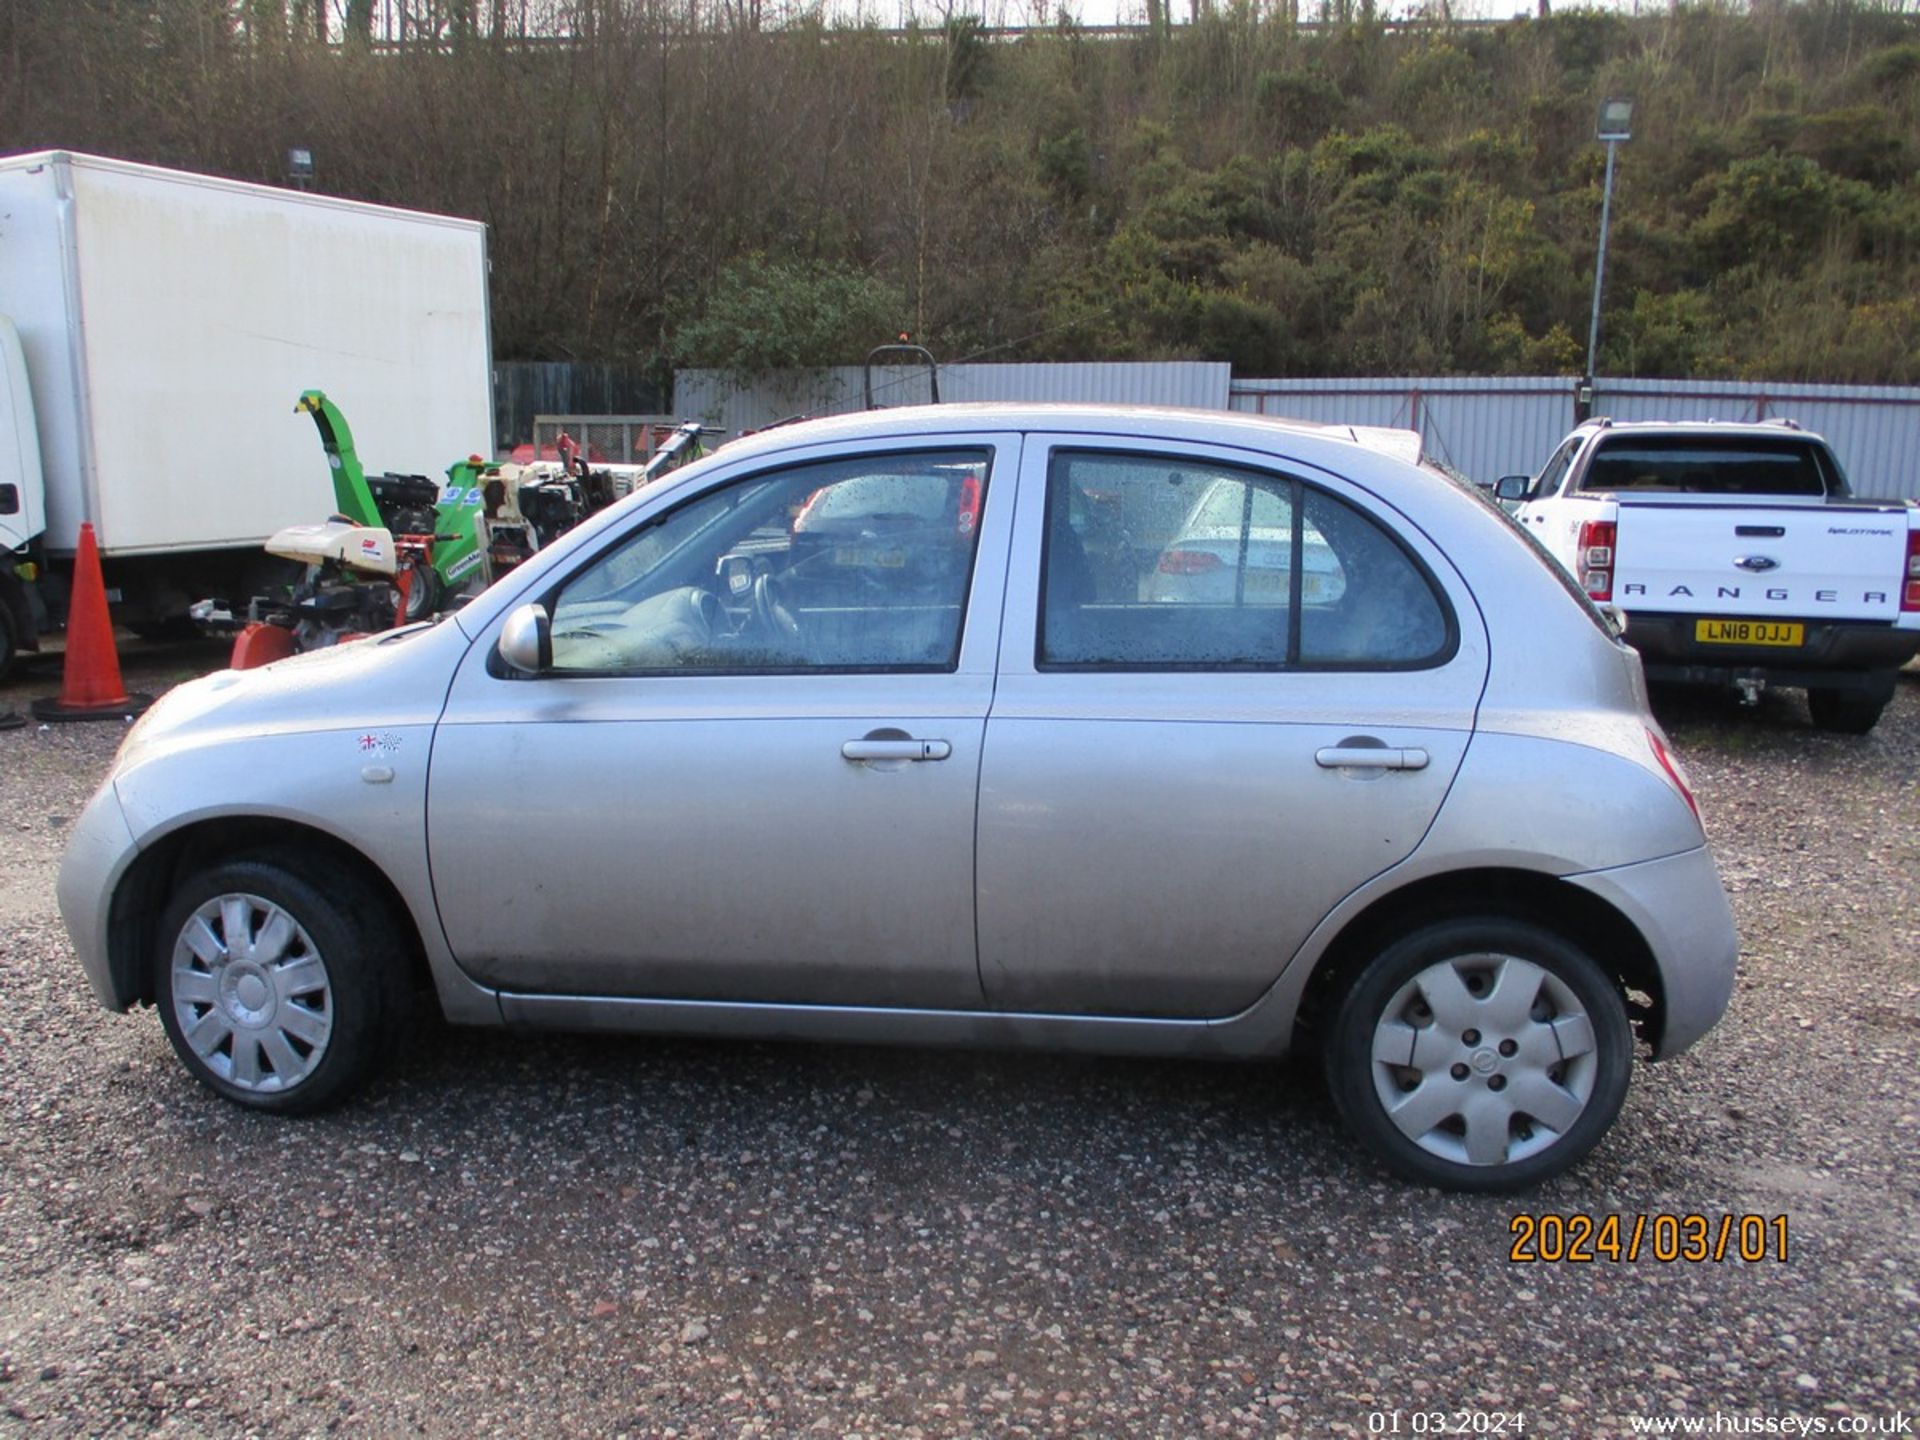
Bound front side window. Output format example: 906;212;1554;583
547;449;990;674
1530;437;1582;500
1039;450;1450;670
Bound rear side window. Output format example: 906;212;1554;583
1579;436;1840;497
1039;450;1452;670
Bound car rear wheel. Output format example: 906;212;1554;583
154;856;408;1114
1325;918;1632;1192
1806;684;1889;735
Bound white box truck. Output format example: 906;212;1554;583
0;150;493;675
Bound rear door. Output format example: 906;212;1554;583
975;436;1490;1019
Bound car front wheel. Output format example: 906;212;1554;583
1325;918;1633;1192
154;857;407;1114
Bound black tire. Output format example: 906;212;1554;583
153;855;410;1114
1806;684;1889;735
1324;918;1633;1193
0;601;15;682
400;560;441;624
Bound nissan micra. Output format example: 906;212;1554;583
58;406;1738;1191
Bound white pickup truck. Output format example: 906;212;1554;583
1496;419;1920;733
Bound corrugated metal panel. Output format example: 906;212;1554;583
1595;379;1920;501
675;362;1231;435
939;362;1231;409
674;368;1920;500
1232;377;1576;486
494;362;661;450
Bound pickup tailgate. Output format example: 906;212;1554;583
1615;498;1911;621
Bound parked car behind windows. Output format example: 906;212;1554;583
1041;450;1448;669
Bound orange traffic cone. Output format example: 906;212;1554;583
31;522;152;723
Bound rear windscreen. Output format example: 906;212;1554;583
1579;436;1842;497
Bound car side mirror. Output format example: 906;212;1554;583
498;602;552;674
1494;475;1531;502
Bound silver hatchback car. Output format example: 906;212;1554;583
59;406;1737;1191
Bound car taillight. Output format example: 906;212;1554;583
1902;529;1920;612
958;475;981;539
1578;519;1617;601
1647;727;1700;824
1157;549;1223;576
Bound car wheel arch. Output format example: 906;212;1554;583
107;816;429;1010
1291;867;1665;1058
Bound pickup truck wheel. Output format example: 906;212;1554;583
1807;685;1889;735
1325;919;1633;1193
154;857;408;1114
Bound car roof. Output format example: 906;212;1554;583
1575;418;1830;445
716;404;1428;471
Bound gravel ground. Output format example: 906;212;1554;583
1;640;1916;1438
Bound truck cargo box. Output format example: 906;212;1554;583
0;150;492;558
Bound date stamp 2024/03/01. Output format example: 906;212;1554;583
1508;1212;1789;1264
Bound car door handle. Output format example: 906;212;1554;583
842;739;951;762
1315;746;1430;771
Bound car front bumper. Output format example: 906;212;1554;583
1567;844;1738;1059
57;779;141;1010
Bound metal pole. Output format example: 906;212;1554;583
1585;138;1620;382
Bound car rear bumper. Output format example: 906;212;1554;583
1567;845;1738;1060
1624;613;1920;689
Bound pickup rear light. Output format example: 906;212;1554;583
1157;549;1224;576
1647;727;1701;824
1903;530;1920;612
1578;519;1617;601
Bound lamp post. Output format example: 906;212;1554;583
1580;96;1632;422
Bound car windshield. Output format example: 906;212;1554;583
798;472;957;526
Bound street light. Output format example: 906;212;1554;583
1581;96;1632;421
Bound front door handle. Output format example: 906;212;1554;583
1315;745;1430;771
842;738;951;762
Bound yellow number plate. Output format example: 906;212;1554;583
1695;619;1804;647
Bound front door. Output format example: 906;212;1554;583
426;437;1017;1008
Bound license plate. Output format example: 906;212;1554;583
1695;619;1804;647
832;545;907;568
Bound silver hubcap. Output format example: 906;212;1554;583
169;893;333;1093
1370;953;1598;1168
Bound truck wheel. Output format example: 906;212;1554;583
1324;918;1633;1192
153;855;410;1114
400;560;440;623
0;603;15;681
1807;685;1890;735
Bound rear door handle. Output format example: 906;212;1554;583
1315;746;1430;771
842;739;951;762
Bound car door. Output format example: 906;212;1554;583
426;435;1017;1009
976;436;1490;1019
1512;434;1585;569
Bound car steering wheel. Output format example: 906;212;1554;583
752;572;801;642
